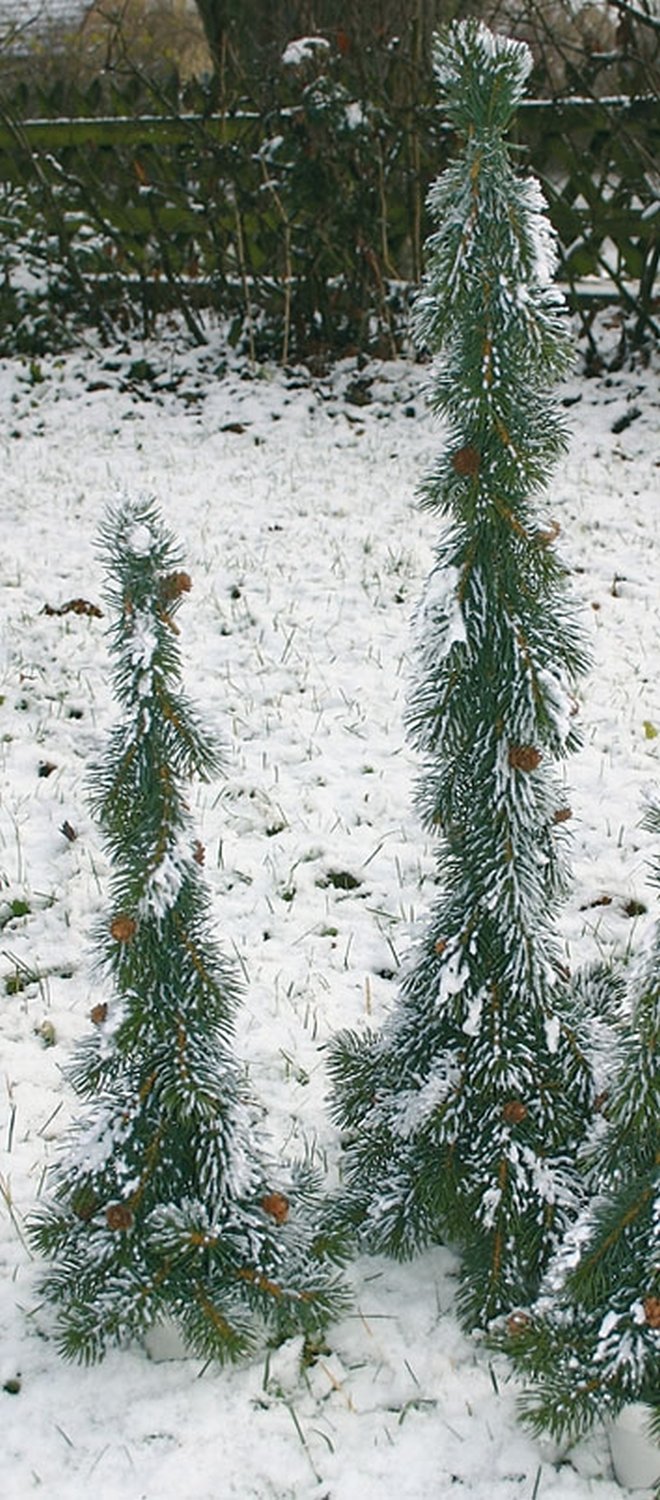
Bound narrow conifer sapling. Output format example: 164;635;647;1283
32;498;345;1364
506;802;659;1448
327;21;594;1328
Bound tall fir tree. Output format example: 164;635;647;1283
505;803;659;1448
33;498;345;1364
327;20;594;1328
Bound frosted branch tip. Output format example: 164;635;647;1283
432;20;533;131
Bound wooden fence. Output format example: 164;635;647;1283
0;92;657;358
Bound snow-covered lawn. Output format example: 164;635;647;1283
1;325;658;1498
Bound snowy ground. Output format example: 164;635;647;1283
0;319;658;1499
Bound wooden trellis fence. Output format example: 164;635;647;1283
0;91;657;356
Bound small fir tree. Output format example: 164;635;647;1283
33;499;344;1363
327;20;594;1327
506;805;659;1447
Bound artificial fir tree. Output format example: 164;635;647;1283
327;20;594;1327
505;804;659;1447
33;499;344;1363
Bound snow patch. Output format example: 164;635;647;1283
544;1012;561;1054
345;101;366;131
538;665;574;747
416;564;467;659
463;990;484;1037
390;1058;461;1140
129;616;159;679
125;520;155;557
436;943;467;1006
282;35;330;67
138;842;188;924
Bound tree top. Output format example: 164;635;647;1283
433;20;533;133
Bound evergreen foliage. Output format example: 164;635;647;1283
504;803;659;1446
32;498;345;1364
327;20;594;1329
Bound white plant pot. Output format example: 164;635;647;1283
608;1403;660;1491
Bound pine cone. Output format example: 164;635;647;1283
106;1202;134;1231
110;915;137;943
161;571;192;601
506;1310;531;1337
643;1296;660;1329
90;1003;108;1025
503;1099;527;1124
508;746;542;772
452;446;480;477
553;806;572;824
261;1192;290;1225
